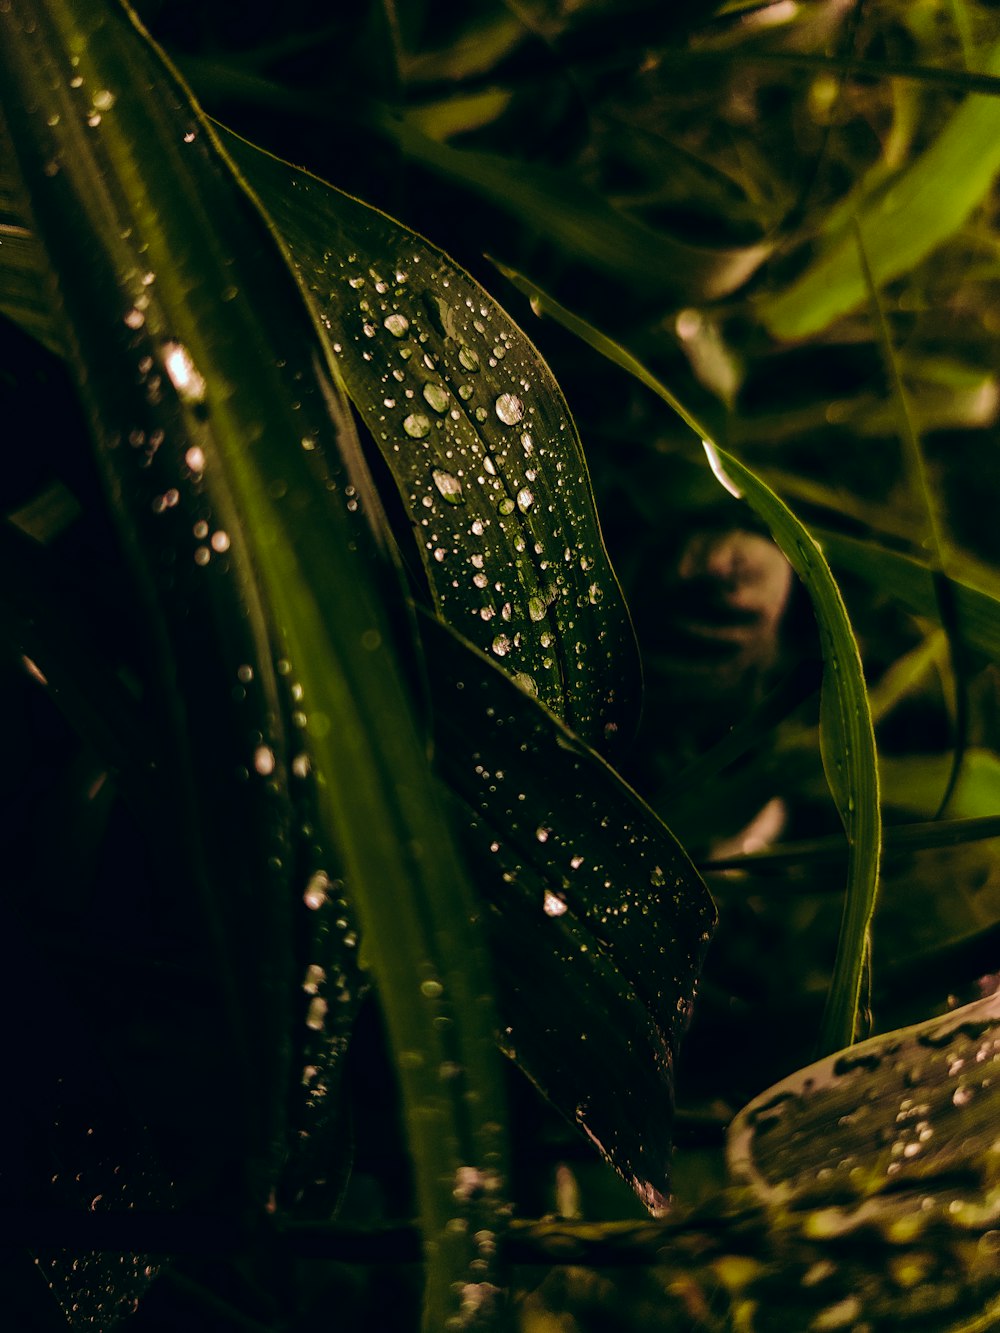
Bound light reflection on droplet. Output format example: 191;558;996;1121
495;393;524;425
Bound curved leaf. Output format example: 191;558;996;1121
221;129;641;753
490;265;881;1055
421;612;715;1210
0;4;508;1328
759;39;1000;338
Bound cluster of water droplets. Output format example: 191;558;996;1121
297;217;633;749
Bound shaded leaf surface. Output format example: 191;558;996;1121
421;612;715;1209
0;2;509;1326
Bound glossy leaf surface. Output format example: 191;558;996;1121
0;3;508;1327
421;612;715;1209
222;130;640;753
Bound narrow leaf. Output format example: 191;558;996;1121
491;264;882;1054
221;129;641;753
0;5;508;1327
759;39;1000;338
421;612;715;1210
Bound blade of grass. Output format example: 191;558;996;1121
815;527;1000;663
758;38;1000;337
0;5;508;1327
493;263;881;1054
854;218;968;819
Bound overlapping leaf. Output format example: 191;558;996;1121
421;612;715;1208
222;129;641;753
0;3;508;1327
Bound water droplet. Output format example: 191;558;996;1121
185;445;205;472
162;340;206;404
422;382;449;413
421;978;444;999
254;745;276;776
649;865;666;887
458;345;481;372
211;530;230;553
473;573;488;588
123;307;144;329
528;594;547;622
569;854;584;870
543;890;567;917
458;383;474;400
535;827;550;843
404;412;431;439
384;313;409;337
306;996;328;1030
92;89;115;111
495;393;524;425
513;673;537;695
491;633;511;657
588;583;603;604
517;487;534;511
498;497;516;515
432;469;465;504
302;871;328;910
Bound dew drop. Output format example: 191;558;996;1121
491;633;511;657
528;594;547;622
649;866;666;887
543;890;567;917
404;413;431;439
536;827;550;843
162;340;206;404
498;497;516;516
383;313;409;337
513;673;537;695
495;393;525;425
432;469;465;504
517;487;534;511
422;382;450;413
458;345;481;372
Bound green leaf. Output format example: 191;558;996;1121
816;527;1000;664
0;4;507;1328
729;987;1000;1232
220;129;641;754
723;989;1000;1332
758;38;1000;338
712;451;881;1055
0;126;643;756
490;263;881;1055
421;611;715;1210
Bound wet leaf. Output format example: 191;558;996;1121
711;990;1000;1330
489;265;881;1056
420;611;715;1210
0;3;508;1327
0;127;643;756
221;129;641;753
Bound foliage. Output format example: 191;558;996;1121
2;0;1000;1329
